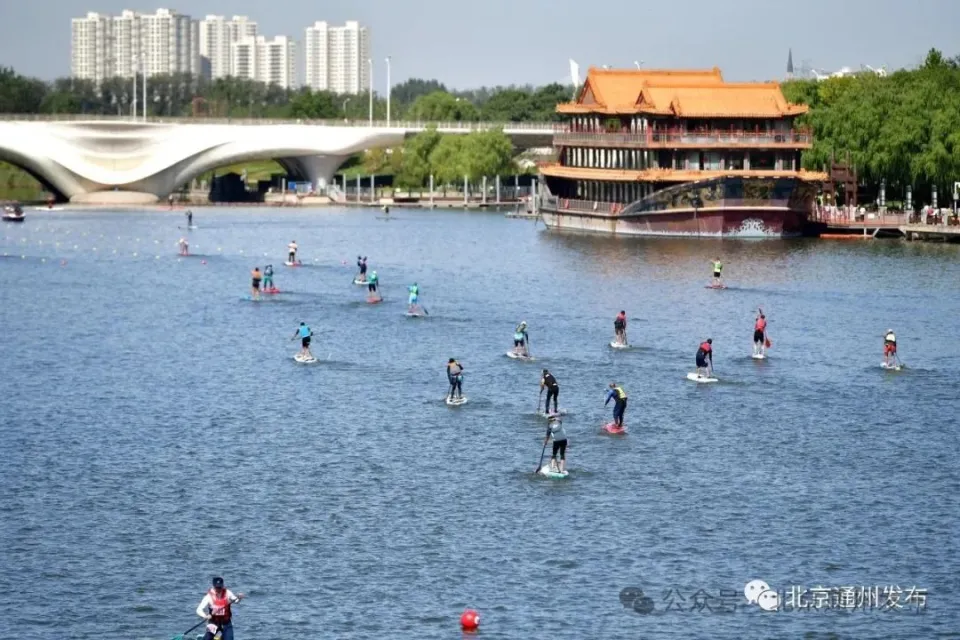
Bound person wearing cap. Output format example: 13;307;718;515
292;322;313;359
543;414;568;474
883;329;897;366
446;358;464;400
696;338;714;378
513;321;530;357
196;576;244;640
178;237;189;256
540;368;559;415
605;382;628;428
356;255;368;282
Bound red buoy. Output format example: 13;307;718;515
460;609;480;632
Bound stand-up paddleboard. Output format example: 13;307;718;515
686;372;718;383
352;277;367;285
602;422;627;435
36;206;65;211
406;310;426;318
445;396;468;406
284;261;302;267
294;353;318;364
366;296;382;304
506;351;534;361
751;353;766;360
539;465;568;479
263;287;281;295
881;362;903;371
537;409;568;418
240;295;263;302
610;341;630;349
705;284;727;290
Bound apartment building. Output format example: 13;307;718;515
304;20;370;94
198;15;258;79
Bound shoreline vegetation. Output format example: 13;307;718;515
2;48;959;203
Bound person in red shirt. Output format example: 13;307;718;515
196;576;244;640
753;309;767;357
696;339;713;378
614;310;627;345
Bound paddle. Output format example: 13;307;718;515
525;331;531;357
171;618;208;640
536;387;544;414
535;436;548;473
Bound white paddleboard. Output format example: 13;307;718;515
353;278;367;285
539;465;568;479
537;410;568;418
294;354;318;363
506;351;534;360
686;372;718;383
445;396;468;406
406;311;425;318
751;353;766;360
284;261;301;267
35;206;65;211
610;341;630;349
881;362;902;371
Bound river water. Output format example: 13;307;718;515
1;207;959;640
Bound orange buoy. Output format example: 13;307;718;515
460;609;480;632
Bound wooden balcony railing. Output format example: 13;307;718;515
553;129;813;148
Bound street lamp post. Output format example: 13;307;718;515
343;97;351;122
385;56;391;127
368;58;373;127
142;51;147;122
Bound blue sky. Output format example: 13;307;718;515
1;0;957;87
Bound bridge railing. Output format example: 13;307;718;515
0;113;559;131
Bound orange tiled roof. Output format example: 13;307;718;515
558;66;807;118
539;164;827;182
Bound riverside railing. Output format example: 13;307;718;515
554;129;813;147
0;113;559;131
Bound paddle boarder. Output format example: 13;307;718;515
196;576;244;640
287;240;298;264
263;264;275;292
292;322;313;359
186;210;193;227
178;237;189;256
407;283;420;313
614;310;627;345
605;382;628;429
356;256;368;282
696;338;713;377
367;270;379;300
540;368;560;415
753;309;767;357
884;329;897;366
712;257;723;286
250;267;262;300
513;321;529;357
543;414;568;474
447;358;464;400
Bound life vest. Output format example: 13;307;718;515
885;332;896;344
612;386;627;400
208;589;232;624
755;317;766;331
615;313;626;324
712;261;723;272
699;341;712;354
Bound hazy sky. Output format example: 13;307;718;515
1;0;957;88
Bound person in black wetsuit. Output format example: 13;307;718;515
446;358;464;400
540;368;559;414
357;256;368;282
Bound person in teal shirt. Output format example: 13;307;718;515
407;283;420;312
367;270;379;300
291;322;313;358
513;321;529;356
263;264;275;291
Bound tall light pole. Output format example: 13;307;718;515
142;51;147;122
634;60;644;69
343;97;351;122
367;58;373;127
385;56;391;127
132;57;138;120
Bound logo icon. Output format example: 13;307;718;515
619;587;655;614
744;579;779;612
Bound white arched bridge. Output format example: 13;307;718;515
0;115;557;203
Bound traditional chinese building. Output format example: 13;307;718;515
538;66;826;237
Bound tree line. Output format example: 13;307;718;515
783;48;960;199
0;67;572;122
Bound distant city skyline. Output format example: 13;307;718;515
6;0;960;89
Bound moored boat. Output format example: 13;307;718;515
2;202;25;222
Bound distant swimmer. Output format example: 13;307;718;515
883;328;897;367
711;257;723;286
196;576;244;640
186;210;193;227
540;368;560;415
696;338;714;378
605;382;628;429
292;321;313;359
178;237;189;256
251;266;262;300
446;358;464;400
513;321;530;357
543;414;568;474
287;240;298;264
367;270;379;299
357;256;368;281
407;282;420;313
614;310;627;345
753;308;767;357
263;264;275;291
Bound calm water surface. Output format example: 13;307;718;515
1;207;959;640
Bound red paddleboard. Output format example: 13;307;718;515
264;287;281;294
704;284;726;290
366;297;382;304
603;422;627;435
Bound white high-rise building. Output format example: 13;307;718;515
71;8;199;82
71;12;112;83
230;37;258;82
257;36;297;89
304;20;369;94
198;15;258;80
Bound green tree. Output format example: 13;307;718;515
429;135;466;185
407;91;479;122
479;88;534;122
395;128;442;188
459;129;515;181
